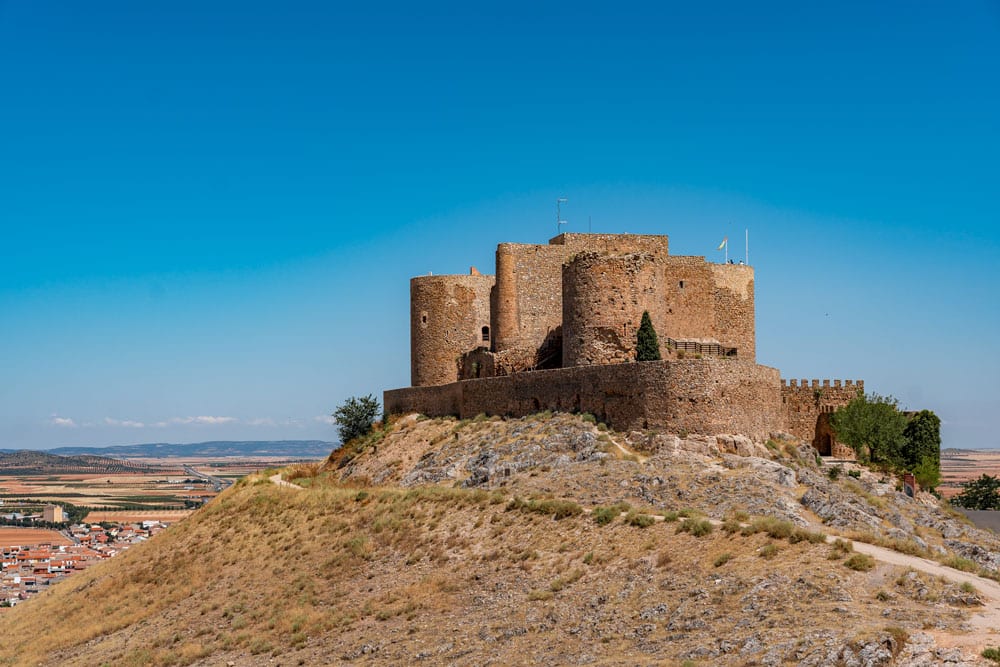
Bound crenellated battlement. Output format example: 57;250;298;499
780;379;863;391
780;378;863;458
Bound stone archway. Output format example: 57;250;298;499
814;412;835;456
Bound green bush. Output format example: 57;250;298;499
625;511;655;528
678;519;713;537
844;553;876;571
507;496;583;520
828;538;853;560
592;503;629;526
332;394;381;443
983;647;1000;664
713;552;732;567
942;556;978;573
759;543;779;559
953;474;1000;510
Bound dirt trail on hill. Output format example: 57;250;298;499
268;473;301;489
846;539;1000;651
608;435;648;463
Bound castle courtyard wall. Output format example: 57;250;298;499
386;358;783;441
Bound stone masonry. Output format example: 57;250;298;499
389;232;860;451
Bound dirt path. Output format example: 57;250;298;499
607;436;649;464
268;473;301;490
845;539;1000;651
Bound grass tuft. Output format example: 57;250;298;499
844;553;876;571
677;519;713;537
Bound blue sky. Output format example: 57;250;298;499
1;1;997;449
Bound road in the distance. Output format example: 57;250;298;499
182;465;231;492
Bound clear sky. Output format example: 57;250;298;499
1;1;998;449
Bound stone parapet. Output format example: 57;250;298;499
386;358;783;441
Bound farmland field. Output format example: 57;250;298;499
940;449;1000;498
0;454;321;525
0;528;72;547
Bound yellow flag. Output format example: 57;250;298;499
716;237;727;251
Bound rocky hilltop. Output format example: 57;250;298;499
0;412;998;666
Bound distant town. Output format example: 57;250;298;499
0;443;328;608
1;518;169;607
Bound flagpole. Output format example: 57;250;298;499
725;239;728;264
745;228;749;265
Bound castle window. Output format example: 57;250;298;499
481;326;490;342
678;280;685;289
422;315;427;324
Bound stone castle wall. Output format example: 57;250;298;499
562;252;661;366
386;358;784;441
410;274;494;386
395;232;859;450
560;251;756;366
491;234;676;372
710;264;755;361
492;242;571;369
553;232;670;256
781;379;863;458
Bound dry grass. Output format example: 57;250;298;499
0;413;983;666
0;474;941;667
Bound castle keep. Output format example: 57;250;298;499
386;232;859;452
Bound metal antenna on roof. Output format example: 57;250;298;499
557;197;568;234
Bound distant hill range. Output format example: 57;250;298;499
0;450;153;474
45;440;335;459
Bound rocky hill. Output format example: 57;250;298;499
0;412;998;666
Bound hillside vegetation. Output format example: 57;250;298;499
0;413;997;666
0;450;152;475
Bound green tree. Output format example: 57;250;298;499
952;474;1000;510
332;394;381;444
635;311;661;361
912;456;941;491
903;410;941;469
829;393;908;468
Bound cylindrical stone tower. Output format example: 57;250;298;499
410;274;495;386
562;252;663;367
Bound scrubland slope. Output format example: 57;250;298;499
0;412;997;666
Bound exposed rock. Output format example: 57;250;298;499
800;486;883;531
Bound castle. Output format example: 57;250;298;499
385;232;860;456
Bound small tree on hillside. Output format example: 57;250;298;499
636;311;661;361
332;394;381;444
952;474;1000;510
912;456;941;491
829;392;908;468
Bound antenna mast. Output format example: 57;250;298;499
556;197;568;234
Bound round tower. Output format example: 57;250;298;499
410;274;495;387
562;252;662;367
